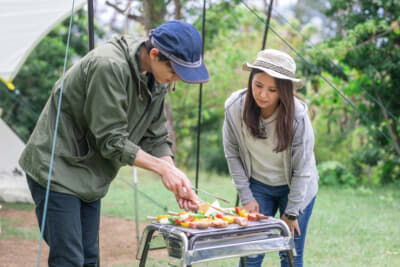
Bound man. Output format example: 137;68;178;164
19;20;208;266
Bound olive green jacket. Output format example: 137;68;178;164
19;35;173;202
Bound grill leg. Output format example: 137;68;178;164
287;250;295;267
139;229;156;267
240;256;246;267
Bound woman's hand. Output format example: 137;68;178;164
281;214;301;239
242;200;259;213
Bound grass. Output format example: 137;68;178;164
0;217;39;240
1;166;399;266
103;167;400;266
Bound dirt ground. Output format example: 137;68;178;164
0;207;166;267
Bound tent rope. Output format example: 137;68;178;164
36;1;76;266
117;175;168;212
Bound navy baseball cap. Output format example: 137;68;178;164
150;20;209;84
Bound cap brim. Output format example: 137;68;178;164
242;62;303;89
172;61;210;84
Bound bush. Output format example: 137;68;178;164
317;161;356;187
350;144;400;185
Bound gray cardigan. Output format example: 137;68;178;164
223;89;319;216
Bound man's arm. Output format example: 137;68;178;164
134;150;199;211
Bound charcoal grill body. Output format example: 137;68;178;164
137;217;296;267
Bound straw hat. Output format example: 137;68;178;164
243;49;303;89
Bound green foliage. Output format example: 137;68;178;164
301;0;400;185
351;142;400;185
317;161;357;187
0;10;104;142
171;6;319;173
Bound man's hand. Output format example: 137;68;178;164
134;150;199;211
159;156;199;211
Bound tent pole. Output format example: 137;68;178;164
132;166;140;244
88;0;94;50
195;0;207;189
87;2;96;265
261;0;274;50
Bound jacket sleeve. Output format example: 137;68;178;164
83;57;140;165
138;98;173;158
285;114;315;216
223;110;255;205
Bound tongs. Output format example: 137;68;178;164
192;187;231;204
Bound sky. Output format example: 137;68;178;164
93;0;300;36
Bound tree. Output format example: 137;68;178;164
304;0;400;183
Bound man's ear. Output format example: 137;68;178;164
149;48;160;60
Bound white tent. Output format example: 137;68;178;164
0;0;87;82
0;118;33;203
0;0;86;202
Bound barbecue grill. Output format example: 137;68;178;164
137;217;296;266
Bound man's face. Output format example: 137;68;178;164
149;49;181;84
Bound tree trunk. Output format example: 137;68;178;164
327;108;334;134
375;91;400;156
142;0;167;32
174;0;182;19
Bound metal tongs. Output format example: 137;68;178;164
192;187;231;204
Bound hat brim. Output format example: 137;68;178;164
172;61;209;84
243;62;303;89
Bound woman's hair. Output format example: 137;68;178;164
144;40;169;61
243;68;295;152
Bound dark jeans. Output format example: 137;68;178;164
239;178;316;267
27;175;100;267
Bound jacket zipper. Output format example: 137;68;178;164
128;100;151;139
128;88;166;139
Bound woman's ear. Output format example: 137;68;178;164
149;48;160;60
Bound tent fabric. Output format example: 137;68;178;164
0;0;86;202
0;0;86;81
0;118;32;203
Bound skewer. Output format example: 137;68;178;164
192;187;231;204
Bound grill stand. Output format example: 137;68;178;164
137;218;296;266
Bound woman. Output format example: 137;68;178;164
223;49;319;267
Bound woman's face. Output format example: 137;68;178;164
251;72;280;116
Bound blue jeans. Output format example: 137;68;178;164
27;175;100;267
239;178;316;267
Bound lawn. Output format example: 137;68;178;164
2;166;399;266
101;166;400;267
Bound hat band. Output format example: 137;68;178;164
150;36;202;68
252;60;295;78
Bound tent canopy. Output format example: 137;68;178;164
0;0;86;203
0;118;32;203
0;0;86;82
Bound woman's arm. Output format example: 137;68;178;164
222;110;255;205
285;114;316;216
